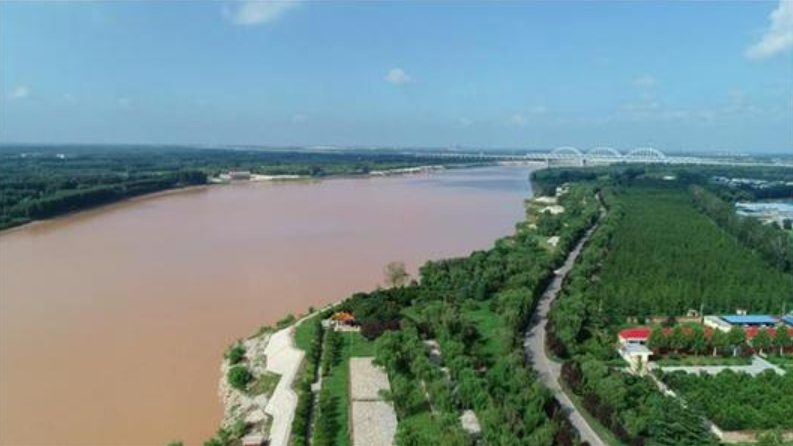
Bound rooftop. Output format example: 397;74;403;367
720;315;778;325
331;311;356;322
783;315;793;326
619;327;652;340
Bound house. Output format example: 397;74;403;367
328;311;359;331
704;315;733;332
783;315;793;327
618;327;652;345
719;314;779;327
618;328;653;373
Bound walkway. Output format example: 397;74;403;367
264;325;305;446
349;357;397;446
659;355;786;376
523;206;606;446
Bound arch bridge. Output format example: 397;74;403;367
543;146;669;165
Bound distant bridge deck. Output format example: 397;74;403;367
420;147;793;168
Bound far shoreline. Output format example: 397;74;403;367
0;162;530;237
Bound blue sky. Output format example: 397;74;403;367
1;0;791;153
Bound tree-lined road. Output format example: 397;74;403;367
524;207;606;446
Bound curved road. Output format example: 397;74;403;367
523;206;606;446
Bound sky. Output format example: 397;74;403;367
1;0;792;153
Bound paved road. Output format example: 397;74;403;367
524;209;606;446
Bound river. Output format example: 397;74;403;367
0;165;536;446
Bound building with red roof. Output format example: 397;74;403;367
618;327;652;344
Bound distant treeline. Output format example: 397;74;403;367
531;164;793;200
0;146;487;231
691;185;793;274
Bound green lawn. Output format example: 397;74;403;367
655;356;752;367
396;411;444;442
765;355;793;371
294;314;320;351
313;331;375;446
462;302;505;363
251;370;281;396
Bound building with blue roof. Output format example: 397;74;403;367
720;314;779;327
783;315;793;327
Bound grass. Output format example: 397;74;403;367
655;355;752;367
294;313;320;351
313;331;375;446
463;302;505;363
396;411;444;441
765;355;793;371
251;370;281;396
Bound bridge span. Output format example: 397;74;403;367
424;146;791;168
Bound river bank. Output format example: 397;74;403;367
0;165;536;446
0;163;498;236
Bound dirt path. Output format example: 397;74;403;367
523;204;606;446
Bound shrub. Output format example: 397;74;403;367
227;365;253;392
225;343;246;365
276;313;297;329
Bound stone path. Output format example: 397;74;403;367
264;325;305;446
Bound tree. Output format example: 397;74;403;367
710;329;729;357
648;327;668;354
691;325;708;355
727;326;746;357
227;365;253;391
225;342;246;365
384;261;410;288
773;327;792;356
670;326;689;354
753;328;772;355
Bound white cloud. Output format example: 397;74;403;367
224;0;303;26
632;75;657;88
509;114;528;127
508;106;547;127
457;117;473;127
384;68;412;85
9;86;29;99
746;0;793;59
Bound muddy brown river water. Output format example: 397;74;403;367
0;165;536;446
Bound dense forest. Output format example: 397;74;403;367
591;185;793;319
691;186;793;274
0;145;485;230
